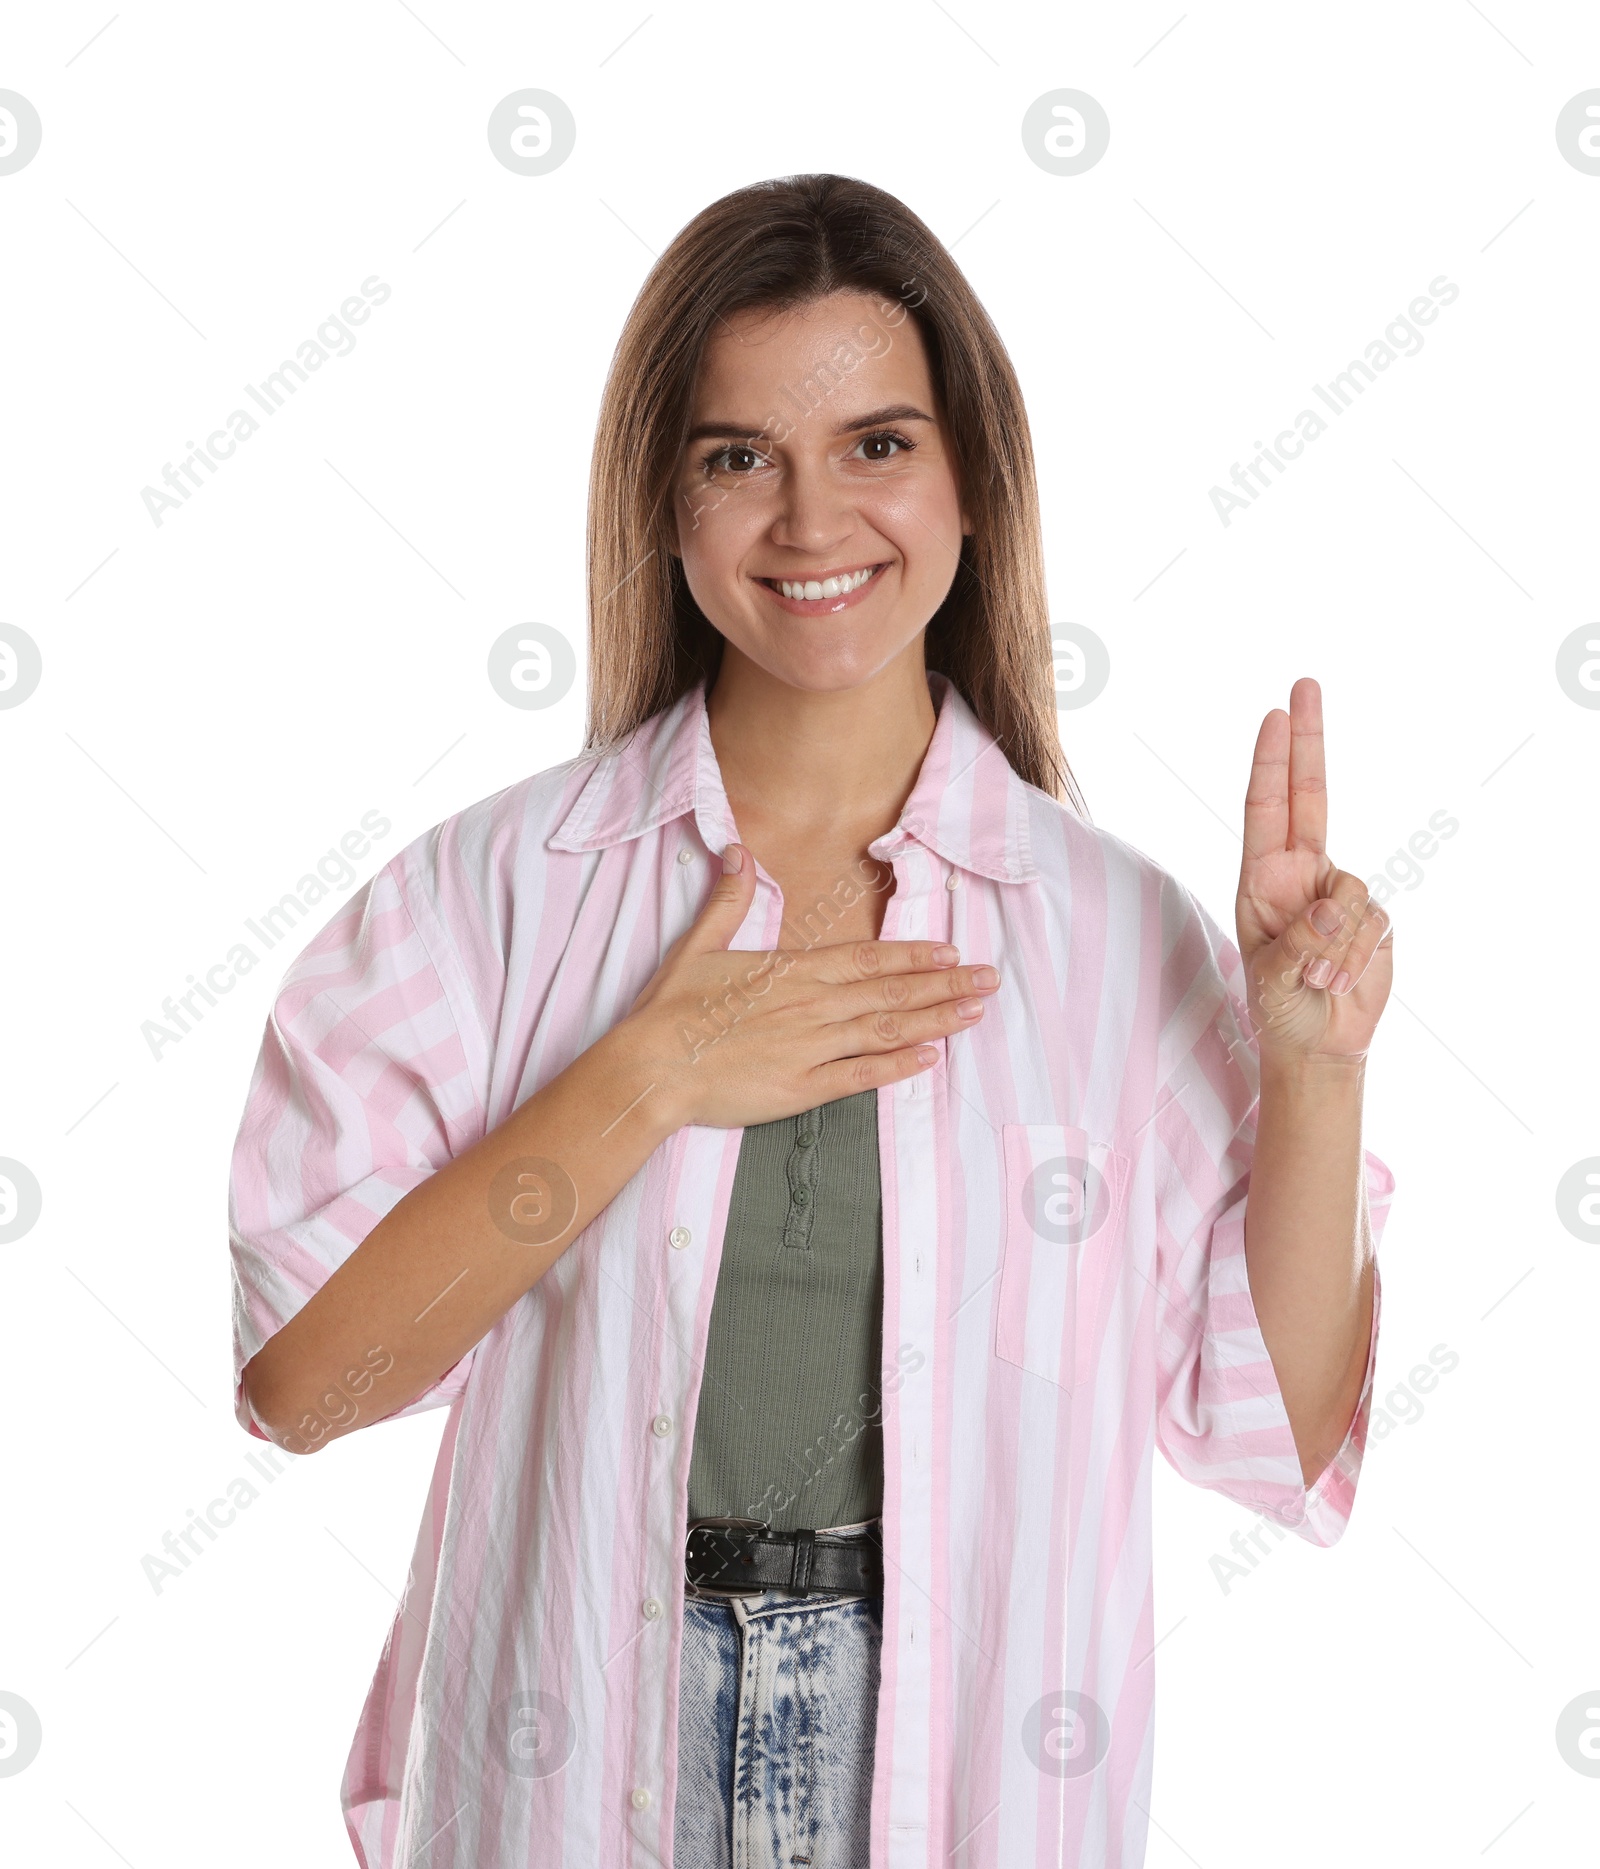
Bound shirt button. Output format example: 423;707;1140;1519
946;873;960;890
796;1129;816;1148
677;849;693;865
669;1226;691;1249
643;1597;663;1621
651;1414;672;1438
631;1787;651;1810
793;1187;809;1205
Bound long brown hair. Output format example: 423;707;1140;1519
584;171;1085;812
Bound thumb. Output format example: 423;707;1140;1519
680;842;757;954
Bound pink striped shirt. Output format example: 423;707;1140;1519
229;669;1393;1868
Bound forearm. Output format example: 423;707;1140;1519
241;1017;678;1452
1244;1050;1376;1487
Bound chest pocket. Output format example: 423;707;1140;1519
995;1124;1131;1391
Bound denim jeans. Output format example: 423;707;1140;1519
673;1529;882;1869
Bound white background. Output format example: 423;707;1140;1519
1;2;1596;1863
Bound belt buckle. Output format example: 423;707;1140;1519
684;1516;768;1600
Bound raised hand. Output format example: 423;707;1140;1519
1235;677;1394;1061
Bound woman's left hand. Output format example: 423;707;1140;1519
1235;676;1394;1063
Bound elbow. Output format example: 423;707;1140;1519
240;1349;334;1456
242;1339;398;1454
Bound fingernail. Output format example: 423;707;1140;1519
972;965;999;988
932;944;960;963
1330;969;1352;994
1307;956;1334;987
956;997;983;1018
722;844;743;874
1310;900;1343;936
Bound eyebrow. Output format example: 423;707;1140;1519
682;403;936;445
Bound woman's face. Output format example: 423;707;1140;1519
669;289;971;692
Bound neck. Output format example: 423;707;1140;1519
704;645;939;849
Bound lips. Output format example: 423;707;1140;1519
754;562;890;614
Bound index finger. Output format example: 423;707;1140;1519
791;938;964;984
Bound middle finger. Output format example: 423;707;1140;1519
830;961;1001;1022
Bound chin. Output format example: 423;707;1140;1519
730;633;913;696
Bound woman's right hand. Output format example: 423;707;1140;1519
618;843;1001;1131
240;840;997;1450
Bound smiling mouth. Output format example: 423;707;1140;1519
756;563;887;601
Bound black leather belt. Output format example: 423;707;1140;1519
684;1517;883;1599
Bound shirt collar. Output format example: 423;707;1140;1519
546;669;1039;884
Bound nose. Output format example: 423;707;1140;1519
767;450;858;556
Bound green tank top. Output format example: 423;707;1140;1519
686;1087;884;1534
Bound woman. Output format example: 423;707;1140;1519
230;173;1395;1869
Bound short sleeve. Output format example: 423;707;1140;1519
228;854;487;1442
1150;879;1395;1547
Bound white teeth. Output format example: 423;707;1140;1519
775;566;878;600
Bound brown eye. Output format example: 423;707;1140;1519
855;430;915;464
702;443;768;478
